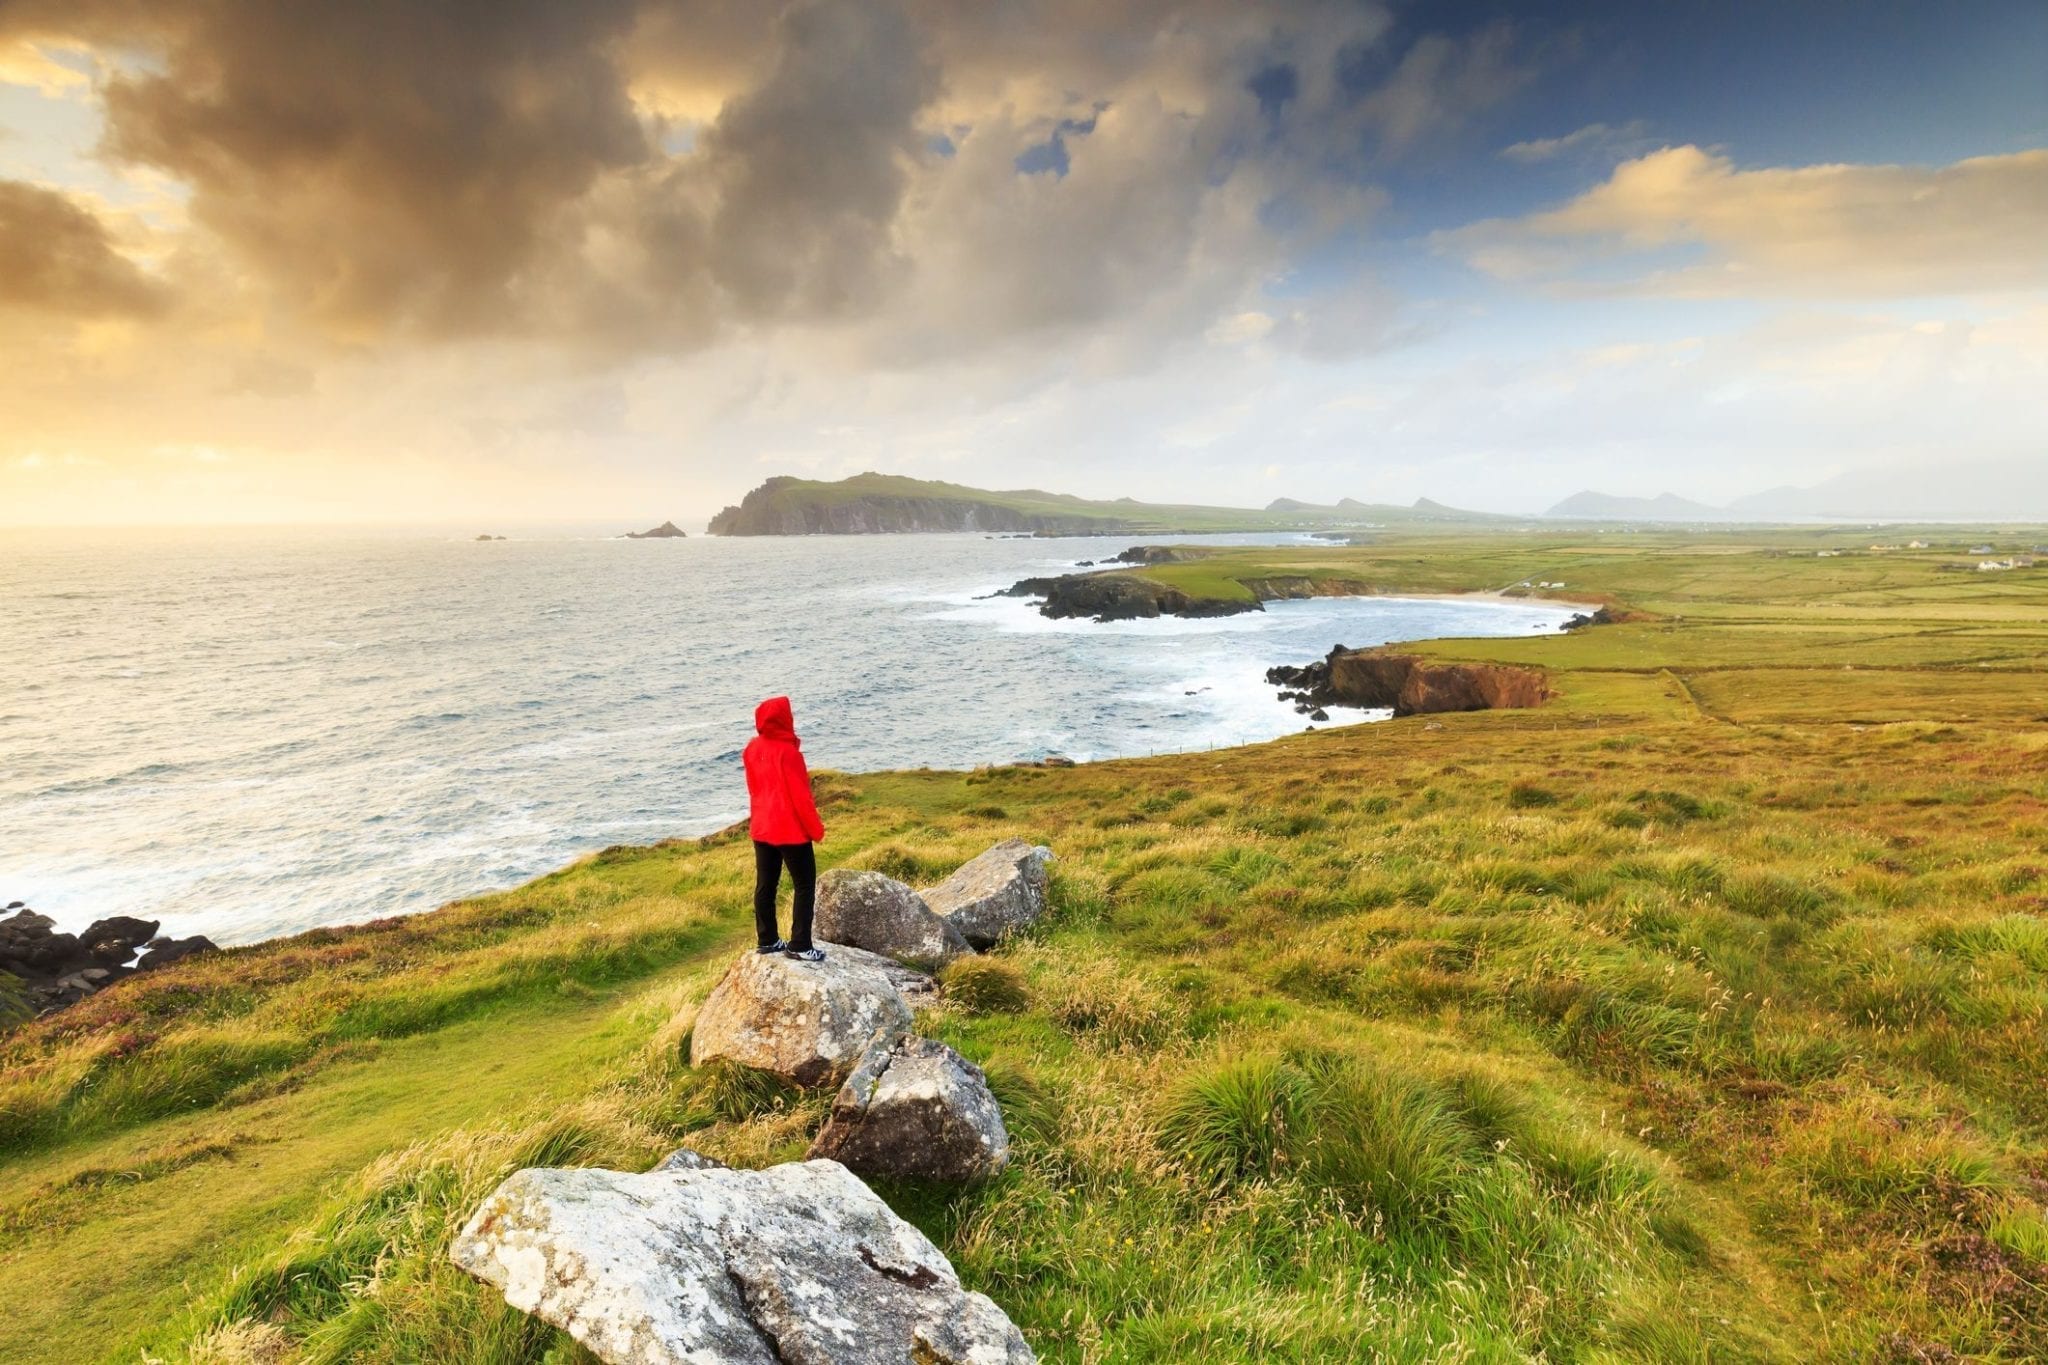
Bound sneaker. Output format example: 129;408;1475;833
756;939;786;955
783;946;825;962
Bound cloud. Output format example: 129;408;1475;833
1499;119;1649;163
1352;23;1531;156
0;0;1477;359
90;0;651;337
0;179;167;317
1439;145;2048;298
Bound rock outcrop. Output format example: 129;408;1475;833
1001;572;1260;622
1268;648;1550;718
689;945;923;1088
452;1156;1034;1365
813;870;972;971
1;906;218;1018
1002;566;1381;623
921;839;1053;950
624;520;688;539
808;1032;1010;1184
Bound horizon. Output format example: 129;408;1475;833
3;2;2045;525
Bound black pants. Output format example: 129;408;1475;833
752;840;816;951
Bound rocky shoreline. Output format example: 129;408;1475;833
1;903;217;1019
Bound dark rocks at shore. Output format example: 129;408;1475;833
1562;605;1617;630
1267;648;1551;719
474;533;506;541
1002;572;1263;623
1;906;219;1020
624;520;688;539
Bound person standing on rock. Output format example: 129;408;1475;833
744;696;827;961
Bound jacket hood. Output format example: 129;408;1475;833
754;696;798;744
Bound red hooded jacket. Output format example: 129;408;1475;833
743;696;825;845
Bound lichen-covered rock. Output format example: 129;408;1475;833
689;944;923;1088
808;1033;1010;1184
814;869;972;970
451;1158;1034;1365
922;840;1054;950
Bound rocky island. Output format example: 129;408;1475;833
624;520;688;539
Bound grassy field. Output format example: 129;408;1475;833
2;529;2045;1362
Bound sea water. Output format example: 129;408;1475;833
0;528;1571;944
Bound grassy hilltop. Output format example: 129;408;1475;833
3;528;2046;1362
704;471;1512;536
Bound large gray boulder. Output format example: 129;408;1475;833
922;840;1054;950
689;945;926;1088
808;1032;1010;1184
813;869;972;971
451;1157;1035;1365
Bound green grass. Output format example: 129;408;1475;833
3;529;2046;1362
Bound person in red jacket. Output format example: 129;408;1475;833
743;696;827;961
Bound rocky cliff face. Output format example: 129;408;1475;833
709;478;1130;536
1268;649;1550;718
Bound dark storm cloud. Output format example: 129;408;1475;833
0;179;165;317
0;0;1492;352
91;0;651;336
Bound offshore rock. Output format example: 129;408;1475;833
451;1158;1035;1365
624;520;688;538
813;869;972;971
689;945;921;1088
808;1033;1010;1184
922;839;1053;950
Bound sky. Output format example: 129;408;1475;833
0;0;2044;526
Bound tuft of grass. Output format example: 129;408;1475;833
941;956;1031;1015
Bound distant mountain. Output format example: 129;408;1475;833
1547;462;2048;525
711;474;1520;536
1728;459;2048;521
1546;491;1741;522
1263;495;1513;523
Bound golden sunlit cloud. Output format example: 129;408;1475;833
1440;145;2048;297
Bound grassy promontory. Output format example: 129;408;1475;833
3;529;2046;1362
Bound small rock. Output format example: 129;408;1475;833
1042;755;1076;768
690;944;922;1088
923;839;1054;950
808;1032;1010;1184
451;1158;1034;1365
814;869;972;971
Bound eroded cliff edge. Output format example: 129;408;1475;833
1268;648;1550;718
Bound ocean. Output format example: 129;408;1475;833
0;528;1572;945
